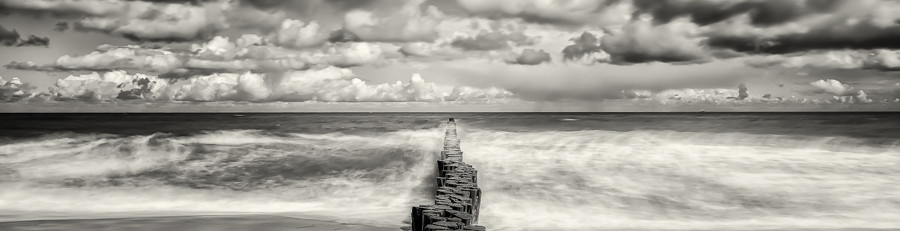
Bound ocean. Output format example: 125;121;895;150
0;113;899;231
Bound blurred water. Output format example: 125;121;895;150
0;113;898;230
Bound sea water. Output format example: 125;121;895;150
1;113;898;230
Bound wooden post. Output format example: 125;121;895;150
409;118;485;231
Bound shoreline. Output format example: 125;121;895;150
0;214;397;231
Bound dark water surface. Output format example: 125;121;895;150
1;113;899;230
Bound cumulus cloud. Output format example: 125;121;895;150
6;0;900;109
601;17;709;64
270;19;328;49
399;42;437;57
327;29;361;43
705;0;900;54
0;25;49;47
0;0;126;16
455;0;630;26
6;44;184;73
0;76;35;101
509;49;551;65
562;32;610;64
810;79;852;95
69;45;183;72
6;35;390;76
48;67;512;102
650;86;795;105
397;42;466;60
654;88;743;105
430;58;765;101
633;0;842;26
296;42;384;68
856;90;873;103
443;86;513;102
1;0;230;42
821;89;874;104
450;30;535;51
343;0;444;42
52;71;173;101
188;35;385;69
223;4;286;32
746;49;900;71
74;1;229;42
231;0;386;15
737;83;749;100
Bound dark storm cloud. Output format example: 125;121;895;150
4;61;63;72
450;31;534;51
509;49;551;65
0;26;19;46
157;68;221;79
633;0;843;26
53;22;69;32
562;32;603;62
69;7;225;43
328;29;361;43
687;0;900;55
236;0;383;11
600;19;709;64
454;0;626;26
13;35;49;47
125;0;213;5
706;25;900;54
0;25;49;47
1;0;229;43
0;0;122;17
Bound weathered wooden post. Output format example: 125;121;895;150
408;118;485;231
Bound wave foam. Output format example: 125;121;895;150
459;128;900;230
0;128;444;227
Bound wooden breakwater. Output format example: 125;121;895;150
408;118;485;231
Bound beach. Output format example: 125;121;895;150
0;214;395;231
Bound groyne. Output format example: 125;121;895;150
408;118;485;231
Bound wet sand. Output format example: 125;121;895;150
0;214;397;231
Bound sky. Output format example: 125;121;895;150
1;0;900;112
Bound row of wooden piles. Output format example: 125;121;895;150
408;118;485;231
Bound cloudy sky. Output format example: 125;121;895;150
1;0;900;112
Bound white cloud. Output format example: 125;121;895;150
443;86;513;102
8;36;396;75
428;58;764;101
52;71;173;101
175;72;263;101
1;76;31;101
811;79;852;95
746;50;900;70
55;45;183;73
857;90;873;103
270;19;328;49
653;88;742;105
73;1;231;42
343;0;444;42
48;67;512;103
298;42;385;68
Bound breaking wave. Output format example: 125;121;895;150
459;127;900;231
0;129;442;226
2;121;899;230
